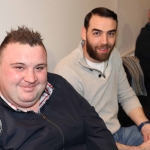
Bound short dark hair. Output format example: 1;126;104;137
0;26;46;57
84;7;118;30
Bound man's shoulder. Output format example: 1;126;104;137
56;48;81;66
47;72;65;82
145;22;150;29
47;72;73;86
139;23;150;34
47;72;81;96
53;46;82;75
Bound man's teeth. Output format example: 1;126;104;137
100;48;107;50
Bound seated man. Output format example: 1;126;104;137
54;7;150;150
0;26;118;150
135;10;150;121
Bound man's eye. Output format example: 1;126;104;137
108;32;115;37
93;32;100;36
36;66;44;71
15;67;24;70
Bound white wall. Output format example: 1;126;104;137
0;0;149;71
116;0;150;56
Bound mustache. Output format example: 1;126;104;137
97;44;111;49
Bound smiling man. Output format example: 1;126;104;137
0;26;120;150
0;42;47;112
83;14;116;63
54;7;150;149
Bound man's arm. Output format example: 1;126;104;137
128;107;150;141
116;52;150;150
116;142;150;150
116;52;150;149
76;90;150;150
128;107;148;126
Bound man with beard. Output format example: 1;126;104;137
54;7;150;149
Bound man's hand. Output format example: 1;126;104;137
141;124;150;141
139;139;150;150
116;139;150;150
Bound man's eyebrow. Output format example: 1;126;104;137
92;28;116;32
92;28;102;32
10;63;47;66
36;63;47;67
10;63;25;66
107;29;116;32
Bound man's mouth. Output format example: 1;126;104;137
97;47;110;53
20;85;36;92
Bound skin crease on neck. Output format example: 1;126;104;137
0;43;47;113
81;15;117;63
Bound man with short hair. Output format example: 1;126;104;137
0;26;118;150
54;7;150;149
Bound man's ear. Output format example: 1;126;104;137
81;27;87;41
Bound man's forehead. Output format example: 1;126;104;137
3;43;45;53
1;43;47;63
88;15;117;30
5;42;38;48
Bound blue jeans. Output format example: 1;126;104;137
113;125;143;146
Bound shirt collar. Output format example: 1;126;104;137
0;82;54;112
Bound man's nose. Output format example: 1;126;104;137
100;34;108;44
24;69;37;83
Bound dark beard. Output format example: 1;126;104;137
86;39;114;62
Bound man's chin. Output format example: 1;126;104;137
18;95;38;103
96;53;110;62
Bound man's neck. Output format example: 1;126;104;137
0;93;40;113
